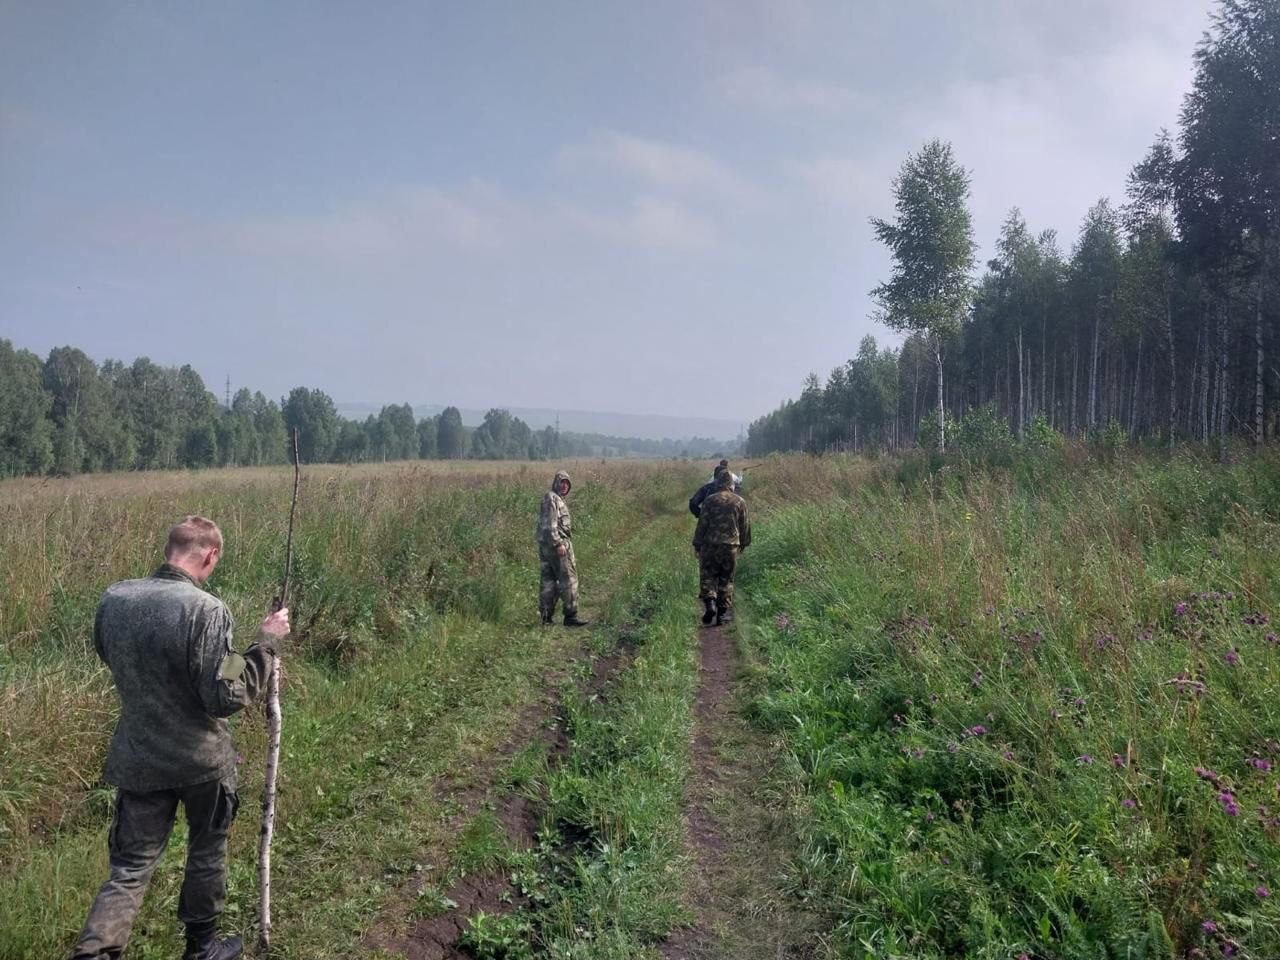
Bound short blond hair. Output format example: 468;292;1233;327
165;515;223;559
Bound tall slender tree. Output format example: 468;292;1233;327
871;139;976;452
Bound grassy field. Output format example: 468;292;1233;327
3;451;1279;959
740;450;1280;958
0;459;700;959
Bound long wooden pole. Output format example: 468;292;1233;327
259;427;299;951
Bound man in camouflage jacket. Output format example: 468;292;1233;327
692;468;752;626
536;470;589;627
70;516;290;960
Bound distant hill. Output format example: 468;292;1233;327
335;402;743;444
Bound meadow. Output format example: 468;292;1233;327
2;450;1279;959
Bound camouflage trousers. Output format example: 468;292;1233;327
698;544;739;608
539;542;579;618
70;777;239;960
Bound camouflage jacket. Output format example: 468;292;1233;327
94;564;278;791
536;472;572;546
693;489;752;550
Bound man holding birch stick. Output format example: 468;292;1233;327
69;516;290;960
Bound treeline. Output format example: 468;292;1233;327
749;0;1277;457
0;341;724;477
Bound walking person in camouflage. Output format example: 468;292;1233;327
692;468;751;626
537;470;589;627
69;516;290;960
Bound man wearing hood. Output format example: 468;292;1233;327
692;467;751;626
536;470;589;627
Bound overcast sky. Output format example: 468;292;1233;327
0;1;1212;425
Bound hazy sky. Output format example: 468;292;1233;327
0;1;1211;425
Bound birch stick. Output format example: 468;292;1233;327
259;427;299;951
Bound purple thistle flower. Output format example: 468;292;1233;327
1225;648;1241;667
1257;886;1271;898
1113;753;1127;768
1122;798;1137;809
1175;602;1189;617
1223;941;1239;957
775;613;792;632
1218;790;1241;816
968;725;987;737
1003;750;1015;761
1248;757;1272;772
1195;766;1222;785
1267;632;1279;645
1050;709;1061;720
1077;754;1094;765
1201;920;1218;934
947;742;959;754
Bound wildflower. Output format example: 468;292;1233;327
774;613;792;632
967;725;987;737
1003;750;1015;761
1218;790;1241;816
1267;633;1279;645
1242;611;1270;626
1257;886;1271;898
1077;754;1094;765
1195;766;1222;785
1050;709;1061;720
1175;602;1189;617
1225;648;1241;667
971;670;984;687
1113;753;1127;768
1247;757;1272;772
1223;941;1239;957
1073;697;1086;708
925;812;935;822
912;747;925;760
1122;798;1137;809
1201;920;1218;934
947;742;959;754
1096;633;1115;649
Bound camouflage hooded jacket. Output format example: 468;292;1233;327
536;470;573;546
693;480;752;550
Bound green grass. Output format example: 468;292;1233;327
740;450;1280;959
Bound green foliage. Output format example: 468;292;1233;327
460;911;534;959
741;452;1280;958
917;408;957;454
953;405;1014;465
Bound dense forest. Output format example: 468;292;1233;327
0;341;727;477
748;0;1277;457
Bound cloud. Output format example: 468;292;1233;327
794;154;897;214
232;181;525;263
795;29;1195;256
712;66;864;113
559;131;767;210
562;195;719;252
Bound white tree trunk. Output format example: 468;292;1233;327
259;659;282;949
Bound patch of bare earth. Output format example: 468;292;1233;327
365;633;639;959
661;623;823;960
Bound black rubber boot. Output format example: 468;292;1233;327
563;612;591;627
540;609;553;626
183;925;243;960
701;598;716;625
715;602;733;627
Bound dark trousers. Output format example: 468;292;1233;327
70;778;238;960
